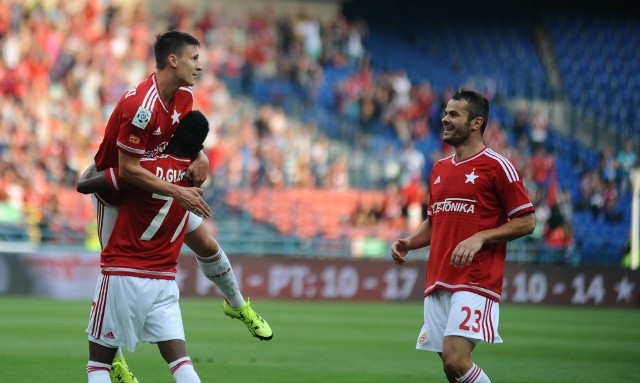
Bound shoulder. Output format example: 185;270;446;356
121;79;161;114
433;154;454;169
481;148;521;182
177;86;194;97
176;86;194;108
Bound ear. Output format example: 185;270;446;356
168;54;179;68
471;116;484;131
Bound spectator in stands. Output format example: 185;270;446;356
254;105;273;141
597;145;617;184
541;204;574;264
398;140;426;187
602;179;621;223
380;182;405;228
294;9;323;61
401;178;426;231
327;155;349;191
529;109;549;151
381;143;401;188
615;140;637;194
576;170;594;211
351;198;379;226
512;109;529;142
529;145;553;194
38;191;62;243
588;173;605;220
310;135;330;187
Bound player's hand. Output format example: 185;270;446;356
450;234;484;268
390;238;411;265
186;152;209;187
175;186;211;218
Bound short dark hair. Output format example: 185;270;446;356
165;110;209;158
153;30;200;69
452;88;489;134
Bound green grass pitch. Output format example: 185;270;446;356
1;297;639;382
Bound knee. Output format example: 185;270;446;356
441;352;470;378
190;235;220;258
197;240;220;258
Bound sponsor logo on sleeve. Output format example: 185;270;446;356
132;106;151;129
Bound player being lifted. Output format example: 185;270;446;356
83;30;272;383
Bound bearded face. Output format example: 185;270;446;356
442;99;473;147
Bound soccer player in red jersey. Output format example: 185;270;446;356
84;30;272;382
390;89;535;383
82;110;211;383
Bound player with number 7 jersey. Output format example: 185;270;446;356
82;110;212;383
99;157;192;279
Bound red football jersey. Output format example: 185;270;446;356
424;148;534;301
100;154;193;280
93;73;193;206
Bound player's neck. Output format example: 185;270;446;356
454;141;485;162
155;70;180;105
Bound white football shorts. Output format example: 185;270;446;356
86;274;185;352
93;197;202;247
416;290;502;352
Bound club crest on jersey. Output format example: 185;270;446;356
129;134;140;144
418;331;428;345
132;106;152;129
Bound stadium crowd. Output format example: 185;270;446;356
0;0;632;263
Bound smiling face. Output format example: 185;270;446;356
172;44;201;86
441;98;474;147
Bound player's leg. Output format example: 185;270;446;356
87;340;119;383
441;291;500;383
184;215;273;340
441;337;478;382
184;216;244;307
92;198;138;383
416;290;453;381
144;280;200;383
157;340;201;383
93;197;118;248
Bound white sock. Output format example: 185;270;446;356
114;348;123;358
196;248;245;308
169;357;201;383
456;364;491;383
87;361;111;383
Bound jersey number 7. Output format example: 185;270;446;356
140;193;189;242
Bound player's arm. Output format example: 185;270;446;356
391;218;432;265
450;212;535;268
187;150;209;187
76;164;109;194
478;212;536;244
119;151;211;218
76;165;127;194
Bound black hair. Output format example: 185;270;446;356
164;110;209;158
153;30;200;69
452;88;490;134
